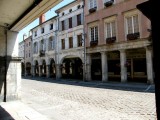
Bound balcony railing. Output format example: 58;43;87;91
104;0;114;7
89;7;97;13
39;50;45;57
106;36;116;44
127;32;140;40
90;40;98;47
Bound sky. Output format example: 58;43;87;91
18;0;75;43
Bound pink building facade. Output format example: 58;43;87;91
84;0;153;83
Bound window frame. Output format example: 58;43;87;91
69;37;73;48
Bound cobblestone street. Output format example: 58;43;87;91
20;78;156;120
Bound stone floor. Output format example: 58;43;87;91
20;78;156;120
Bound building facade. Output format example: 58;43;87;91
32;15;58;78
55;0;84;80
84;0;153;83
24;35;32;76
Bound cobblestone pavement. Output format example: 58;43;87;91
20;78;156;120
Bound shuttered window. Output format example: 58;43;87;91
61;39;65;49
69;37;73;48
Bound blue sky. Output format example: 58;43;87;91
18;0;75;42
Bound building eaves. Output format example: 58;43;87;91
30;15;58;31
55;0;77;13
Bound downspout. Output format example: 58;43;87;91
4;27;8;102
82;0;86;81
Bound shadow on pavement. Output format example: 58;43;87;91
0;106;14;120
22;76;155;93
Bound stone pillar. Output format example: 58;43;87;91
86;54;91;81
46;65;50;78
56;64;62;79
0;28;22;101
146;47;154;84
101;52;108;82
120;49;127;83
39;65;42;77
32;65;35;77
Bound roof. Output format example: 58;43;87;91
31;15;58;31
55;0;77;13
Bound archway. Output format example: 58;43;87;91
26;62;31;76
35;60;39;76
21;62;25;76
50;59;56;78
42;60;46;77
61;57;83;80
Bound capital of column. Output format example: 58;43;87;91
119;49;126;53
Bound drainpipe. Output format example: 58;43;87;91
23;34;27;77
82;0;86;81
4;26;8;102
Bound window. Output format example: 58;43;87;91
126;15;139;34
69;37;73;48
41;28;44;33
90;26;98;41
89;0;97;9
62;12;65;16
29;51;30;57
61;39;65;49
50;24;53;30
77;34;82;47
34;42;38;54
69;18;72;28
77;5;81;9
106;21;116;38
77;14;81;26
69;9;72;13
62;21;65;30
49;37;54;50
34;31;37;37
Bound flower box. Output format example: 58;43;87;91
106;37;116;44
89;7;97;13
90;40;98;47
104;0;114;7
127;32;140;40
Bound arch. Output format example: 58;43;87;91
41;59;46;77
61;56;83;80
60;54;83;64
50;58;56;78
21;62;25;76
34;60;39;76
26;62;31;76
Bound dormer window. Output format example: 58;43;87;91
69;9;72;13
104;0;114;7
62;12;65;16
41;28;44;34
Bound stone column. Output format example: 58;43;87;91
39;65;42;77
120;49;127;83
146;47;154;84
86;54;91;81
32;65;35;77
101;52;108;82
46;65;50;78
56;64;62;79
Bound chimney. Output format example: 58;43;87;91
39;14;45;24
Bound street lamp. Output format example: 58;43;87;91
23;33;27;77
